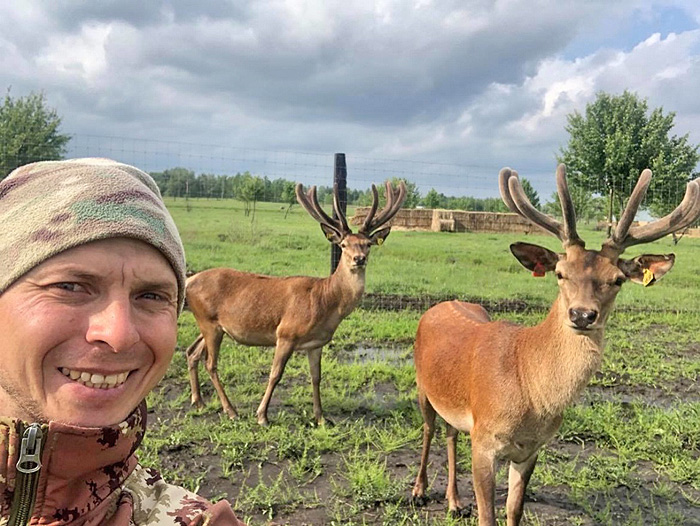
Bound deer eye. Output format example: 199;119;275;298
614;277;625;287
555;272;564;280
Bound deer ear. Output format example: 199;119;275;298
369;227;391;246
510;242;560;275
320;224;344;244
618;254;675;286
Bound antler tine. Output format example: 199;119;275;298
359;184;379;234
331;183;351;234
363;180;407;234
555;164;583;246
504;168;566;242
608;177;700;251
610;169;652;247
498;167;520;214
295;183;342;231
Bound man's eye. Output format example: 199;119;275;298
140;292;166;301
50;282;83;292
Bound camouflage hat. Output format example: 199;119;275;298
0;158;186;311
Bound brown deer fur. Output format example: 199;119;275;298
411;165;700;525
185;180;406;425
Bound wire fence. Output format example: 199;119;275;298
0;133;692;211
3;134;698;315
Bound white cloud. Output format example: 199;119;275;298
0;0;699;197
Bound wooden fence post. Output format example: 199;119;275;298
331;153;347;274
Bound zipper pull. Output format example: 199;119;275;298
16;424;43;474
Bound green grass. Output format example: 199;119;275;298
141;198;700;525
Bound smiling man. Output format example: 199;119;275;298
0;159;245;525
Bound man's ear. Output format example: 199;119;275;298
320;224;344;245
369;227;391;246
510;242;560;276
618;254;675;286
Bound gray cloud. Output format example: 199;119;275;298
1;1;699;198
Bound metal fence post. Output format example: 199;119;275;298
331;153;347;274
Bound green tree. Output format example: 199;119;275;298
423;188;443;209
240;175;265;218
542;188;607;225
558;90;699;233
0;90;71;178
280;181;297;218
520;177;540;210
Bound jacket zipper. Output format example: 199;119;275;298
8;423;45;526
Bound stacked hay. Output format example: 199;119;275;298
351;208;432;230
352;207;535;234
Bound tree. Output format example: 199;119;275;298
542;188;607;225
280;181;297;218
558;91;699;234
423;188;443;209
520;178;540;210
240;175;265;218
0;89;71;178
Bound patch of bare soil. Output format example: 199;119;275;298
360;292;542;313
147;331;700;525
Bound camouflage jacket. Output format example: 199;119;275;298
0;404;246;526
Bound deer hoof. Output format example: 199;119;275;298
190;399;204;409
411;493;429;507
448;504;472;519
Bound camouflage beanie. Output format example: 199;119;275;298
0;158;186;311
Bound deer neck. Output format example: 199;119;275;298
320;259;366;318
518;295;605;417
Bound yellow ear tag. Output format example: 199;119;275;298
642;268;655;287
326;232;334;240
377;237;384;246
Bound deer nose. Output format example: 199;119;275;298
569;308;598;329
353;255;367;266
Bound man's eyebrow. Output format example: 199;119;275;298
136;279;178;293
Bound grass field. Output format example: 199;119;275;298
142;198;700;525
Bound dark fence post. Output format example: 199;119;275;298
331;153;347;274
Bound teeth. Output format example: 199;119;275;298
60;368;130;389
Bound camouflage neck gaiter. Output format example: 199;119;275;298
0;158;186;311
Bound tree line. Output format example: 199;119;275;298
2;89;698;224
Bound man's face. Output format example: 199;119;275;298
0;238;179;427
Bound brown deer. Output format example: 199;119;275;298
411;164;700;525
185;180;406;425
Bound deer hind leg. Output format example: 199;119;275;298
307;346;325;426
256;339;295;426
506;453;538;526
470;431;498;526
446;422;469;515
411;390;436;505
200;326;238;419
185;334;207;408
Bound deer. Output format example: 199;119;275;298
411;164;700;525
184;180;406;425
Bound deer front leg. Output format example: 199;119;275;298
256;339;295;425
411;390;436;505
202;328;237;419
506;453;538;526
307;346;325;425
471;432;498;526
186;335;206;408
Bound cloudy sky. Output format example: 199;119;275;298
2;0;700;197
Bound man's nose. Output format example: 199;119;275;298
86;299;140;351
